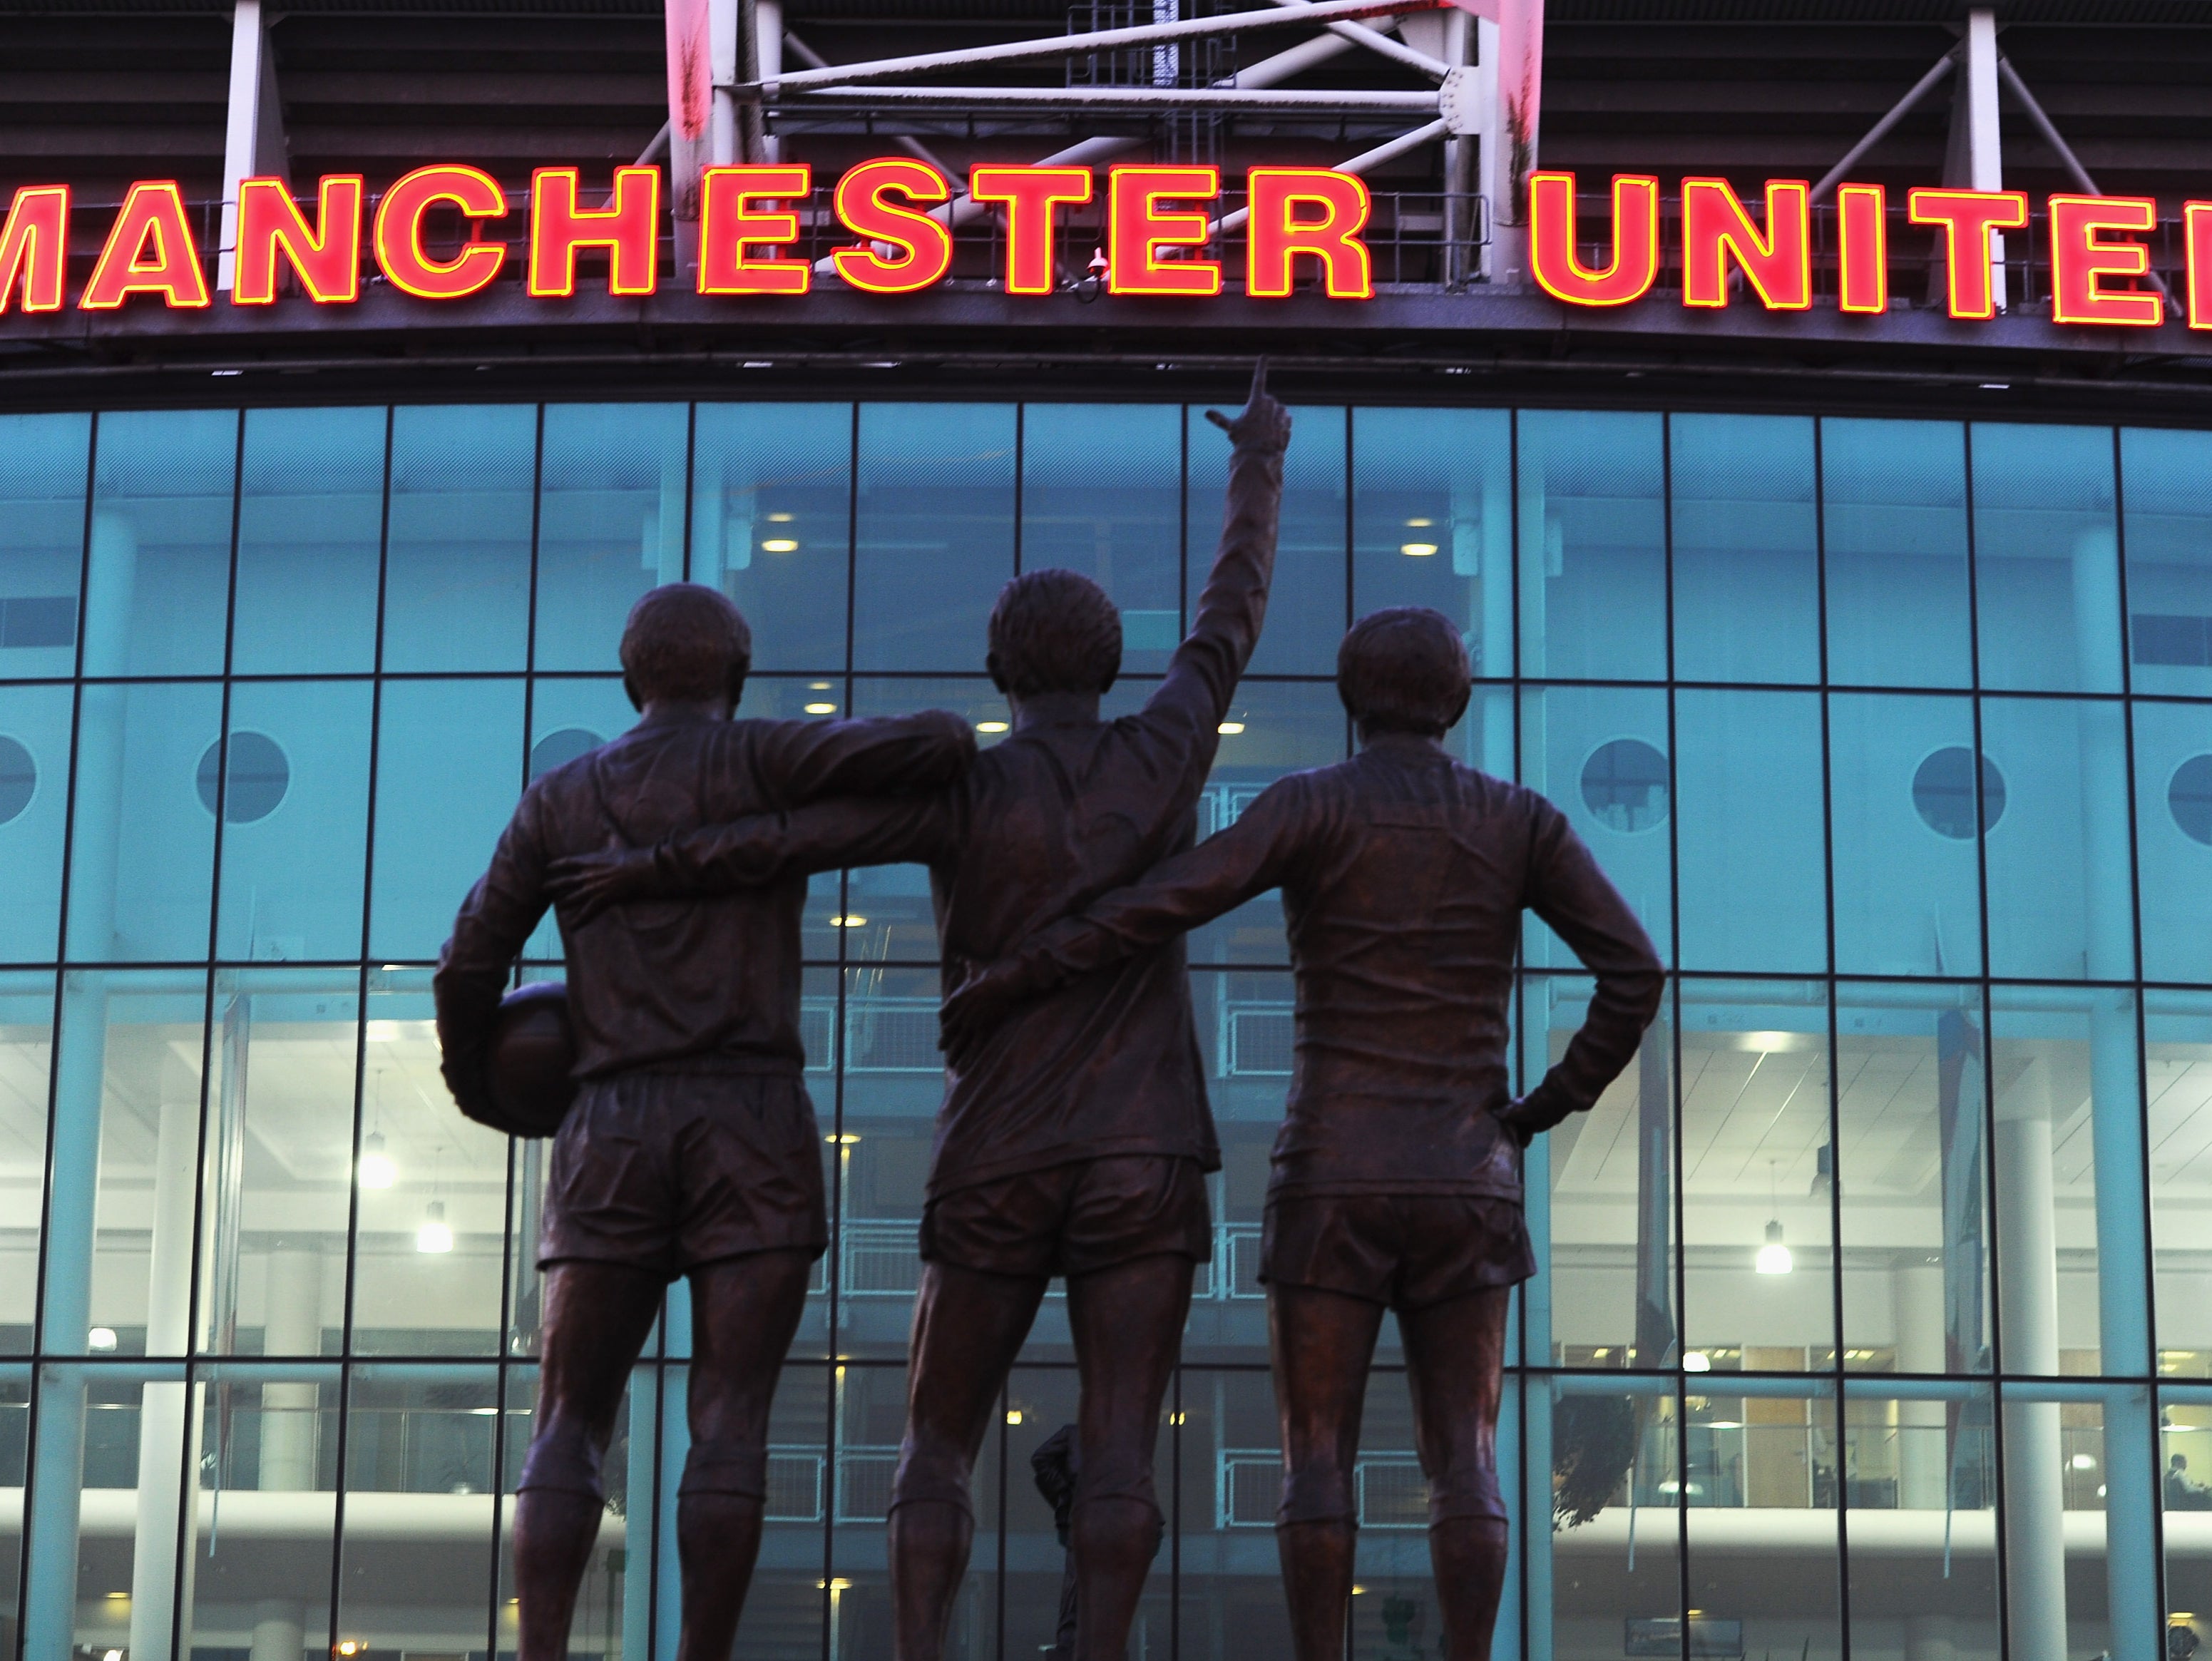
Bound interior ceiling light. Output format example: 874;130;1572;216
1755;1160;1793;1274
417;1200;454;1255
359;1130;396;1190
1400;542;1438;557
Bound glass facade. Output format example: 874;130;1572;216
0;399;2206;1661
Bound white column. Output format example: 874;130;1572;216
1893;1264;1950;1511
1996;1058;2066;1661
128;1077;205;1661
754;0;782;160
260;1247;323;1483
250;1248;322;1661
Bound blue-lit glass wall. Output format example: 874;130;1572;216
0;400;2208;1661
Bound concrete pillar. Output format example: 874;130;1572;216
26;510;139;1658
1996;1058;2066;1661
1938;9;2005;310
1893;1264;1951;1510
260;1247;323;1482
216;0;288;294
246;1247;320;1661
129;1080;205;1661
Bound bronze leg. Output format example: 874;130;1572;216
1063;1252;1195;1661
515;1261;667;1661
891;1261;1050;1661
673;1248;816;1661
1267;1282;1388;1661
1398;1287;1512;1661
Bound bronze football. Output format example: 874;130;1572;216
487;981;578;1138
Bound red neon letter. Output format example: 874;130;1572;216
1907;188;2028;320
831;158;955;294
2189;203;2212;332
0;185;69;314
232;175;363;305
1527;172;1658;307
1837;183;1887;315
372;165;508;300
2048;194;2162;328
1107;165;1221;297
1681;177;1810;310
1245;168;1372;300
968;165;1091;297
530;166;660;298
80;182;210;310
698;165;811;296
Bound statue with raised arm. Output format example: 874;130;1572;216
433;584;975;1661
940;606;1664;1661
546;363;1291;1661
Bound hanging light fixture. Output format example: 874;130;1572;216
1755;1159;1793;1275
359;1130;396;1190
417;1199;454;1254
1756;1220;1794;1276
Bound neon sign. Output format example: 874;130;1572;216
4;163;2211;329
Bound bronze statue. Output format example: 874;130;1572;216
434;583;976;1661
546;364;1291;1661
939;607;1664;1661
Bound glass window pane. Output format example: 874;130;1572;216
0;973;53;1354
233;405;386;675
195;1358;344;1656
0;411;88;680
2164;1385;2212;1653
2134;700;2212;985
1022;404;1183;678
1821;417;1971;689
1671;413;1818;684
383;403;536;673
2121;426;2212;697
0;683;72;962
1679;981;1835;1368
1674;690;1825;973
1537;974;1674;1368
68;680;221;963
1177;1367;1296;1661
85;408;237;677
1684;1384;1842;1653
370;678;526;964
695;402;853;675
1981;695;2135;982
41;971;208;1358
1843;1384;2001;1655
1187;404;1345;678
1973;422;2122;694
534;403;691;672
1352;406;1513;679
337;1361;498;1655
198;970;361;1362
1829;692;1983;978
1542;1374;1682;1652
837;962;939;1362
1999;1381;2155;1656
2151;994;2212;1385
1836;985;1992;1376
1989;986;2148;1379
355;969;511;1357
215;680;372;962
1520;685;1671;969
1517;410;1666;682
854;403;1015;672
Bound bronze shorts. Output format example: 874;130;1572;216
541;1069;829;1280
921;1155;1212;1280
1261;1191;1535;1311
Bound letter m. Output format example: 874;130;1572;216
0;186;70;314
